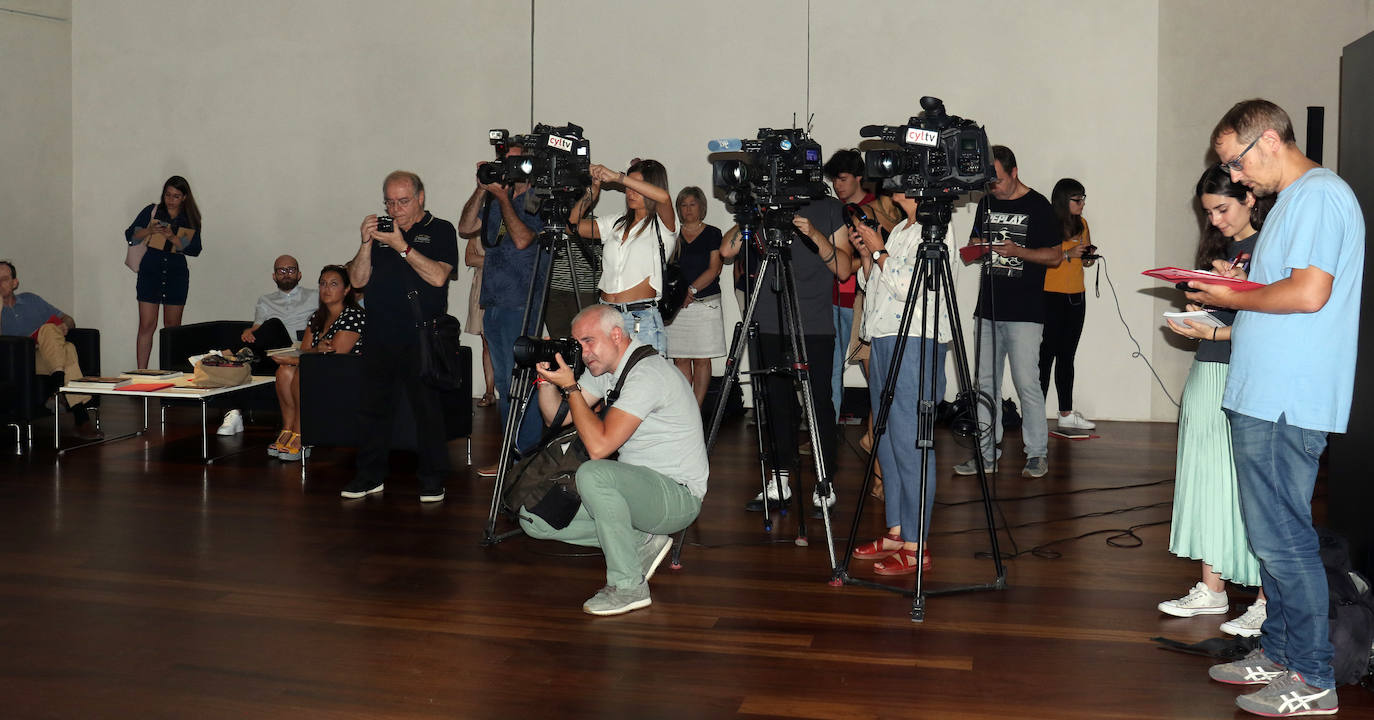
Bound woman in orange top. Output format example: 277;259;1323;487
1039;179;1096;432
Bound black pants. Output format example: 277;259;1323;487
751;333;838;481
246;317;295;374
355;341;449;493
1039;291;1086;409
545;288;599;338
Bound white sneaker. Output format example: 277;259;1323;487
216;409;244;436
1158;581;1229;617
812;485;837;508
1057;410;1096;431
745;470;792;511
1220;598;1267;637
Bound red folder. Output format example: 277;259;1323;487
116;382;176;392
1142;267;1264;292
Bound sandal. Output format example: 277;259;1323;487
870;468;885;501
853;532;903;561
476;392;496;408
268;429;291;458
278;432;305;462
873;546;932;576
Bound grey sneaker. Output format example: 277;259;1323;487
953;457;997;475
1209;647;1286;686
1220;598;1267;637
1235;671;1338;716
1022;456;1048;478
582;583;652;616
638;535;672;582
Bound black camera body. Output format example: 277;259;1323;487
476;129;513;186
712;128;827;212
376;214;394;233
861;97;992;200
513;336;585;378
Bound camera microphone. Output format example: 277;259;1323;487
708;138;743;152
858;125;886;138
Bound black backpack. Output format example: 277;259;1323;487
1319;529;1374;686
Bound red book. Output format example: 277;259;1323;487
116;382;176;392
959;243;1004;263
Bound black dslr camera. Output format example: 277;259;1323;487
861;97;992;200
513;336;585;378
376;214;394;233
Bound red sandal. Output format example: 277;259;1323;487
852;532;903;561
873;546;932;576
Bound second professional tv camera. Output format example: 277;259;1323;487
710;127;829;237
860;96;991;200
478;123;592;199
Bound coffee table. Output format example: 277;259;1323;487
56;376;276;463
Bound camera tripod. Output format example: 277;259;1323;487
480;207;591;545
671;217;839;571
830;201;1006;622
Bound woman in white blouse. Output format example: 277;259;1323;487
569;159;675;354
846;193;951;577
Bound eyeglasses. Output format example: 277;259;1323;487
383;196;414;210
1069;195;1086;203
1219;135;1261;173
273;266;299;275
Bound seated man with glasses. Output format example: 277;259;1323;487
214;254;319;436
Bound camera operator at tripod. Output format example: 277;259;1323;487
569;159;676;355
717;132;851;516
848;193;949;574
458;138;548;471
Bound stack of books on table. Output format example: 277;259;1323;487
67;376;133;390
122;369;184;379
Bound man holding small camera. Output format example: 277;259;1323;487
458;144;546;475
520;304;708;616
341;170;458;502
960;146;1062;479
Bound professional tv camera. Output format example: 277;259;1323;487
860;96;991;200
477;123;592;219
710;127;829;238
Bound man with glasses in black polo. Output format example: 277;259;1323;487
215;254;319;436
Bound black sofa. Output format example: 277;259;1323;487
158;320;278;413
1;328;101;448
297;347;473;475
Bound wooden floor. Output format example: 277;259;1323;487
1;399;1368;719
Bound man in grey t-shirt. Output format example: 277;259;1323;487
521;304;707;616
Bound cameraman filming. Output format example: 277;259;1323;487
521;304;708;616
720;196;851;515
342;170;457;502
458;143;547;473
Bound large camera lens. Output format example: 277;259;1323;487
864;150;919;179
476;162;505;185
712;159;751;190
513;336;584;377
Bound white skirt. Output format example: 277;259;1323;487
665;294;726;358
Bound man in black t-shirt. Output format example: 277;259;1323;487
343;170;459;502
720;197;851;514
959;146;1062;479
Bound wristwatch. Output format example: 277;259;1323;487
398;246;411;259
871;249;889;263
687;286;698;296
559;383;581;398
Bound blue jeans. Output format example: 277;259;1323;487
974;319;1048;461
832;304;854;421
483;306;545;453
1228;410;1334;689
871;336;946;541
606;304;667;356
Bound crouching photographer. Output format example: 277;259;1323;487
517;304;708;616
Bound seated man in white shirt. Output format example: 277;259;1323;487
217;255;318;435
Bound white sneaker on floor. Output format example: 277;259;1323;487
812;485;836;509
1220;598;1267;637
1057;410;1096;431
1158;581;1229;617
217;409;244;436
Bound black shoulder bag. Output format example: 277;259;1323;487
655;219;688;325
503;345;658;529
405;276;465;391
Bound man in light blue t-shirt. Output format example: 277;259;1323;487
1187;99;1364;718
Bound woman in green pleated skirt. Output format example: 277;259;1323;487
1159;166;1269;637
